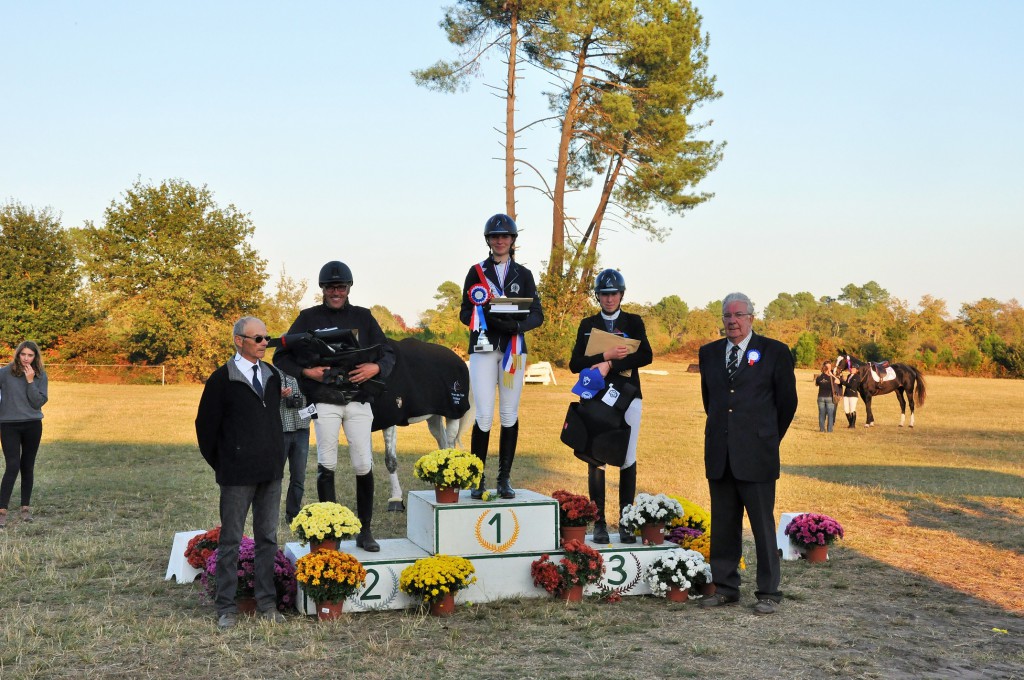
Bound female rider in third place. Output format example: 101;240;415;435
459;214;543;499
568;269;653;543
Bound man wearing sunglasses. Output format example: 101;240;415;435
698;293;797;616
196;316;286;628
273;260;395;552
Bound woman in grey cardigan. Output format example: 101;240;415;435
0;341;48;528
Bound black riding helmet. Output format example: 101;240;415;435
319;260;353;287
594;269;626;298
483;213;518;241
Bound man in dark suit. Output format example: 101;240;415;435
196;316;286;629
697;293;797;615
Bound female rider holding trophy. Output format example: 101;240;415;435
459;214;544;499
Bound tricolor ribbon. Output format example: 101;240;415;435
501;332;525;388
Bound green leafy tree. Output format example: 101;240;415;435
0;203;86;349
371;305;406;336
792;332;818;368
418;281;469;349
76;179;266;377
651;295;689;340
259;267;308;337
838;281;889;309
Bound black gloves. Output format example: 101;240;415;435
484;313;520;335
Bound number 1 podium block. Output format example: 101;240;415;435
406;489;559;557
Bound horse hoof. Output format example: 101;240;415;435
387;499;406;512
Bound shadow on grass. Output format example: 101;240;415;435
783;464;1024;553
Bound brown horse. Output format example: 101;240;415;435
835;351;926;427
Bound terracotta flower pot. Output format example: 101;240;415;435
699;582;716;597
640;523;665;545
434;485;460;504
310;537;339;553
804;544;829;563
666;586;689;603
558;584;584;602
560;525;587;546
429;592;456;616
317;599;344;621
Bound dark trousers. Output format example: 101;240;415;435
0;420;43;509
708;466;782;603
283;429;310;521
216;481;282;615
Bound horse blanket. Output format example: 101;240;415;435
371;338;471;431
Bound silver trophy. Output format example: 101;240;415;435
474;327;494;353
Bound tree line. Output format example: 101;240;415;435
3;181;1021;382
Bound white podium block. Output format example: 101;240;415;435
286;539;430;615
165;529;206;582
588;542;678;596
406;489;559;557
776;512;804;561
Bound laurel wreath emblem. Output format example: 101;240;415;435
347;567;400;611
605;553;643;594
474;509;520;553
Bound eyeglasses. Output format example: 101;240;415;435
323;283;350;292
722;313;752;320
238;334;271;344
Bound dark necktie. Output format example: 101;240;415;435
251;365;264;398
727;345;739;376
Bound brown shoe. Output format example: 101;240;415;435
699;592;739;609
20;507;32;523
753;598;779;615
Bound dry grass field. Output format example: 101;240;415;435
0;359;1021;679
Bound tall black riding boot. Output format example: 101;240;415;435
588;464;609;544
316;464;337;503
470;423;490;499
496;421;519;499
846;413;854;428
618;463;637;543
354;471;380;552
851;413;857;428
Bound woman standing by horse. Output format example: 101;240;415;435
460;214;544;499
839;364;862;428
814;361;840;432
0;341;49;528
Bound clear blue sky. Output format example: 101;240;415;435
3;2;1021;328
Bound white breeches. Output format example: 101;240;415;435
469;351;525;431
313;401;374;475
622;398;643;469
842;396;858;415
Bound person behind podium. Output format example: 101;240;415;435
273;260;395;552
195;316;285;628
568;269;653;544
459;214;543;499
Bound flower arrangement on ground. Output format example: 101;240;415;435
413;448;484;490
295;549;367;604
551;489;599;527
643;547;712;597
399;554;477;605
666;494;710;534
289;502;362;545
785;513;845;546
200;537;298;612
619;493;684;532
184;526;221;569
530;539;605;596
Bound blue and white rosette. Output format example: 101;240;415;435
468;283;490;332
